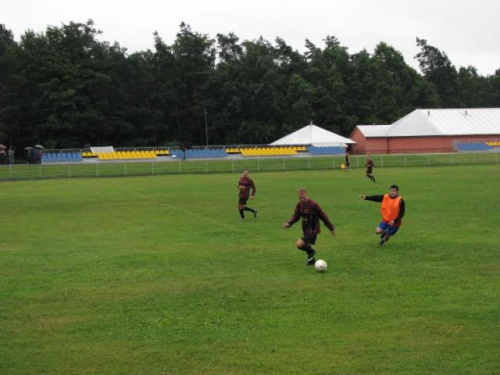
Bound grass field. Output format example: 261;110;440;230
1;151;499;181
1;165;499;374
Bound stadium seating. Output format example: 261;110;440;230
42;152;83;163
456;143;493;151
307;146;345;155
486;141;500;147
97;151;158;160
41;145;353;163
169;149;228;159
155;149;170;156
239;147;297;156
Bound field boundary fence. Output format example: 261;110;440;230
0;151;499;181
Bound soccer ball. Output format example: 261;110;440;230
314;259;328;272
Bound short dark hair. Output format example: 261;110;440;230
390;184;399;191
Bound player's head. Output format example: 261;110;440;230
242;168;249;176
389;184;399;197
298;188;309;202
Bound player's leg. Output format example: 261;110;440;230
376;222;389;244
375;224;386;235
243;205;257;218
296;237;316;265
238;199;246;220
381;225;400;245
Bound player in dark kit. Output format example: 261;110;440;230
344;151;350;171
237;168;257;221
365;156;376;182
360;184;405;245
283;188;336;265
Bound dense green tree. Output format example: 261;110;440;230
457;66;499;107
216;32;243;63
415;37;462;107
303;36;348;134
491;70;500;106
1;21;499;151
272;38;310;136
11;21;133;148
0;24;14;56
171;23;215;145
0;25;23;148
230;37;284;143
204;32;245;144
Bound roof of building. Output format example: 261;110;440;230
270;124;355;146
354;108;500;138
355;125;392;138
387;108;500;137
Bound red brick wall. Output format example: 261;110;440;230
351;133;500;154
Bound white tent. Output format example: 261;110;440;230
270;124;355;147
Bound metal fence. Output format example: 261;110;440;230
0;151;499;181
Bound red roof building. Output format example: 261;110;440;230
350;108;500;154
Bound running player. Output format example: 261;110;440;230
283;188;336;265
237;168;257;221
360;184;405;245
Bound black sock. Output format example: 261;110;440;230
298;244;308;253
243;207;255;213
301;244;315;256
239;209;244;219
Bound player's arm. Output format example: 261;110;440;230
250;179;256;198
394;199;405;224
359;194;384;202
315;203;336;235
283;205;301;228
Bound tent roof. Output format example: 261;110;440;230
387;108;500;137
270;124;355;146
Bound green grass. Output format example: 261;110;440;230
1;165;499;374
1;151;499;181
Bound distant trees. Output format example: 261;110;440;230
0;21;499;150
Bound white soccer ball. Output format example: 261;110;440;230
314;259;328;272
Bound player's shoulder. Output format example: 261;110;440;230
308;198;321;207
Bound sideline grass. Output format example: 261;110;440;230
1;151;499;181
1;165;499;374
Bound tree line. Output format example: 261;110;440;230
0;20;499;151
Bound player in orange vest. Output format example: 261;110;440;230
359;184;405;245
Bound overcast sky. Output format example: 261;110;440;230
3;0;500;76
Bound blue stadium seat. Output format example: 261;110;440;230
456;142;493;151
308;146;345;155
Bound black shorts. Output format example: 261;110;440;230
301;235;317;245
366;167;373;174
239;197;248;205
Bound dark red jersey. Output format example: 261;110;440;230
365;159;374;173
238;176;256;199
286;198;334;237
